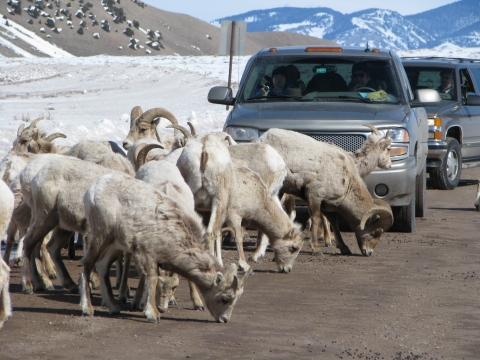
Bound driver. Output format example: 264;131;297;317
349;62;382;91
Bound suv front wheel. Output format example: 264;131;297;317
429;137;462;190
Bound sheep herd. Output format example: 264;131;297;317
0;107;395;327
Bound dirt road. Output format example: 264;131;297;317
1;168;480;360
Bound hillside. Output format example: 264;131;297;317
0;0;336;58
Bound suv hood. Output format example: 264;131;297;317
228;102;410;131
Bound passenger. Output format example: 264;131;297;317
284;64;305;94
349;62;382;91
437;70;454;95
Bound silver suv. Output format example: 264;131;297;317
402;57;480;190
208;45;440;232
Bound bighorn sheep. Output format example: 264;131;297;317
176;133;304;273
0;180;14;330
280;124;392;254
122;107;180;152
257;128;393;256
80;173;247;323
131;160;204;310
19;155;130;294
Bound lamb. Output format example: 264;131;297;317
80;173;247;323
177;133;304;273
19;156;129;294
122;107;181;152
257;128;393;256
0;180;14;330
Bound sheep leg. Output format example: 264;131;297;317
140;257;161;323
0;259;12;330
67;232;76;259
282;194;297;221
307;199;324;255
22;205;58;293
40;233;57;279
114;252;124;289
230;218;251;273
33;240;55;291
95;245;123;315
131;273;145;310
3;221;18;265
320;214;335;247
47;227;78;293
188;280;204;310
324;212;352;255
79;238;99;316
250;231;269;263
13;231;25;266
118;252;133;304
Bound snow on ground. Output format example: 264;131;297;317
0;55;250;158
2;46;480;159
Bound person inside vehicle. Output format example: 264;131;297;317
305;72;348;93
257;66;289;96
349;62;382;91
437;70;454;95
284;64;306;94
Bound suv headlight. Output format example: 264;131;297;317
225;126;259;141
380;128;409;158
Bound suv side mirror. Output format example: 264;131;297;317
465;95;480;105
411;88;441;107
208;86;235;105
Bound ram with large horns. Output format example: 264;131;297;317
122;107;181;152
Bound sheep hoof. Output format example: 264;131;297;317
46;284;56;291
313;250;324;256
48;273;57;280
13;258;23;266
109;307;121;316
340;247;352;255
67;284;79;294
147;317;160;323
23;288;34;295
194;305;205;311
247;257;258;264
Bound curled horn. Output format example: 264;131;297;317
134;108;179;136
130;106;143;128
224;136;234;146
17;124;25;137
166;124;194;140
363;124;380;136
44;133;67;142
360;199;393;231
187;122;197;137
134;143;164;171
27;117;44;130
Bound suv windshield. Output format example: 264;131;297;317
239;55;403;104
404;66;457;101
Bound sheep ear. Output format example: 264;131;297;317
231;275;239;290
288;228;296;238
213;272;224;288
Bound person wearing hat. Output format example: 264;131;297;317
349;62;382;91
437;70;454;95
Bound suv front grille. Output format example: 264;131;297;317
306;134;366;153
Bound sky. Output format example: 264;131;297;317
143;0;458;23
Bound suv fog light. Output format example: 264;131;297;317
375;184;389;197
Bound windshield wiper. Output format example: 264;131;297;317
337;95;373;103
246;94;308;102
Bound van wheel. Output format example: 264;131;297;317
391;190;416;233
415;166;427;217
429;138;462;190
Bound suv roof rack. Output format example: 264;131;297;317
402;56;480;64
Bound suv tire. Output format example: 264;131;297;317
391;190;416;232
429;137;462;190
415;166;427;217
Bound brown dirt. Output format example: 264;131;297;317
2;168;480;360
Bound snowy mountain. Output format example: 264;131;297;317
212;0;480;50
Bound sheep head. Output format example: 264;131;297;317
202;263;247;323
166;124;193;147
272;225;306;273
355;199;393;256
11;117;44;153
123;107;179;150
156;270;179;314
